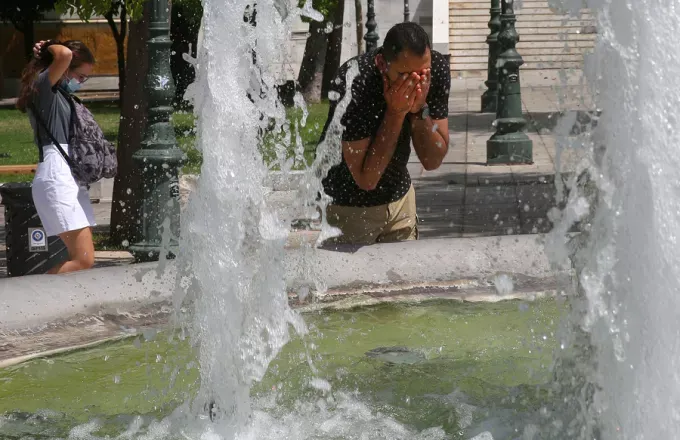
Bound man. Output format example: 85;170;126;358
321;22;451;245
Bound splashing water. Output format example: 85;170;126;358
547;0;680;438
175;0;308;436
43;0;680;438
169;0;443;439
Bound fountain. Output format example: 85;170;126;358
543;0;680;437
4;0;675;438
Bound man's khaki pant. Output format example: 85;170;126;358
324;185;418;245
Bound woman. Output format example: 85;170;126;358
16;40;97;274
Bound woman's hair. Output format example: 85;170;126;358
16;40;95;112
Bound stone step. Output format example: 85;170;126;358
449;0;595;73
450;0;576;7
451;61;583;71
450;12;594;22
453;53;585;61
450;40;596;50
450;46;590;58
450;26;596;37
450;33;596;43
450;8;593;18
451;19;594;29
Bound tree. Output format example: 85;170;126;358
354;0;363;56
108;1;149;246
0;0;58;60
296;0;339;103
321;0;344;100
57;0;145;105
170;0;202;106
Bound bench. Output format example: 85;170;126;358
0;165;36;174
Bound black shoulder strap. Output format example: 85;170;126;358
29;106;44;163
56;88;78;137
28;103;76;170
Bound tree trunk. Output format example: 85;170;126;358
22;20;35;60
297;19;328;104
117;3;127;101
109;4;150;246
104;1;128;107
321;0;345;99
355;0;363;55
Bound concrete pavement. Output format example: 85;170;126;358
0;234;567;366
0;75;595;276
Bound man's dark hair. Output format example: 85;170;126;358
381;22;431;62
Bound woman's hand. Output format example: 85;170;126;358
33;41;48;59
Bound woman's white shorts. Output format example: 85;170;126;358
32;144;96;237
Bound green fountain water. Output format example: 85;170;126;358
0;299;560;438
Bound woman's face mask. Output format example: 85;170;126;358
61;77;82;94
61;69;89;94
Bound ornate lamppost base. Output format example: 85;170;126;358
481;87;497;113
129;241;179;262
487;129;533;165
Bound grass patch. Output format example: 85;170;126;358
0;102;122;183
261;102;330;170
0;100;330;182
92;231;127;251
171;102;330;173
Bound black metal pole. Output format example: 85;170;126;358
481;0;501;113
404;0;410;22
365;0;379;52
486;0;533;164
129;0;185;261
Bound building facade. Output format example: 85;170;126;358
0;0;595;98
0;11;124;98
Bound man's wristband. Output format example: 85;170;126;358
410;104;430;121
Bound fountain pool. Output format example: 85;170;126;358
6;0;676;436
0;297;560;439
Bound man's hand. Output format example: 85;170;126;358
410;68;431;114
383;72;419;115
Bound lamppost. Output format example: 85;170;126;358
129;0;185;261
481;0;501;113
365;0;379;52
404;0;410;22
486;0;533;164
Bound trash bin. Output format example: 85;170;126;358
0;182;68;277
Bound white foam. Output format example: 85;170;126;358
549;0;680;437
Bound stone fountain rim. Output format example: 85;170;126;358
0;234;568;368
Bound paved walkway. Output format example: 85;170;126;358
412;79;593;239
0;77;119;108
0;77;595;276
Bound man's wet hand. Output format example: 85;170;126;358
383;72;419;116
410;68;431;114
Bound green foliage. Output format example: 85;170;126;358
0;0;58;32
173;0;203;30
55;0;145;21
298;0;339;23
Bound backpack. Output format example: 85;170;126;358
31;89;118;185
